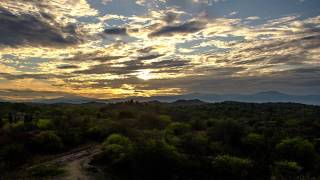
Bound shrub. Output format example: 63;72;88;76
242;133;266;156
32;131;63;153
272;161;302;180
103;134;132;148
276;137;316;170
28;164;66;178
212;155;253;180
208;120;245;146
102;134;133;164
165;122;191;146
180;132;208;155
36;119;53;130
132;139;182;180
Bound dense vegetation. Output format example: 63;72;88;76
0;101;320;179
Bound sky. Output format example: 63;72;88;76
0;0;319;100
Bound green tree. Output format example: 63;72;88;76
276;137;317;170
180;132;208;155
132;139;182;180
208;120;245;148
212;155;253;180
165;122;191;146
102;134;133;164
32;131;63;153
242;133;266;156
272;161;302;180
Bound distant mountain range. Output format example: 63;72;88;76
111;91;320;105
1;91;320;105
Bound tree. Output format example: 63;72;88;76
102;134;133;164
132;139;182;180
208;120;245;148
212;155;253;180
165;122;191;146
0;116;3;127
180;132;208;155
242;133;266;157
136;113;169;130
272;161;302;180
276;137;317;171
32;131;63;153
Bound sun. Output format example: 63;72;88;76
137;69;153;80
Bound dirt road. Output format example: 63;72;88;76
58;145;102;180
26;144;106;180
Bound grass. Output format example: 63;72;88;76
27;163;66;178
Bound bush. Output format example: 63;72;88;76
28;164;66;178
86;126;109;140
276;137;316;170
180;132;208;155
272;161;302;180
132;139;182;180
59;128;83;146
212;155;253;180
165;122;191;146
208;120;245;146
36;119;53;130
102;134;133;164
103;144;131;164
32;131;63;153
103;134;132;148
242;133;266;156
3;121;25;135
136;113;163;129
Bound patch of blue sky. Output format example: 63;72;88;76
88;0;148;17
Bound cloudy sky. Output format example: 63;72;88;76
0;0;319;100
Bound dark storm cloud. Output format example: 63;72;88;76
162;12;179;24
0;7;79;47
136;54;165;60
241;30;320;54
73;59;190;75
137;46;155;53
149;20;206;37
0;89;78;100
231;28;320;67
0;72;73;80
104;27;128;35
73;64;131;75
57;65;80;69
137;67;320;94
65;77;146;89
92;56;128;62
234;54;306;66
66;51;164;64
233;57;266;65
197;66;247;76
65;52;126;62
151;59;190;68
279;67;320;75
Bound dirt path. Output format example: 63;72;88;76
25;144;105;180
59;146;103;180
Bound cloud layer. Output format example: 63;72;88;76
0;0;319;99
